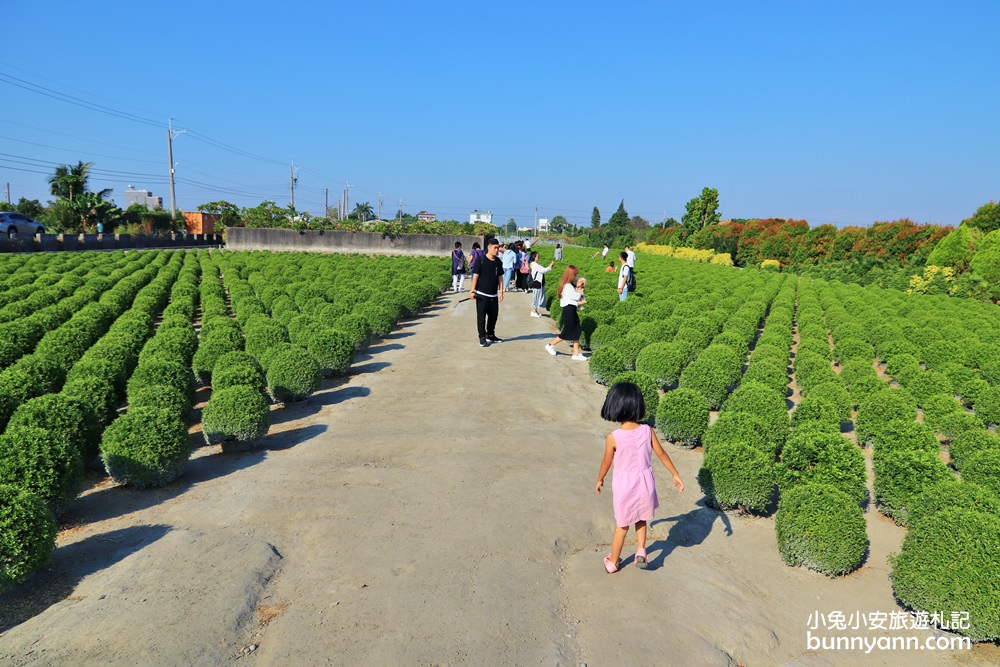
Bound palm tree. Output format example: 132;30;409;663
353;201;374;222
48;161;112;202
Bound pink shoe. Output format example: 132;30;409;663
635;548;648;569
603;555;620;574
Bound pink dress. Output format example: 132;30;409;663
611;424;659;526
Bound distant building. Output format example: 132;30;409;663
417;213;437;222
125;186;163;210
470;209;493;225
182;211;217;235
538;218;549;232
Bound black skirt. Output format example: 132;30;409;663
559;304;582;341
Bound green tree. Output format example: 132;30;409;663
241;201;292;228
607;200;629;230
591;206;601;228
681;187;721;233
927;224;979;272
628;215;649;230
47;161;112;202
505;218;517;234
68;192;120;232
197;201;242;230
964;201;1000;234
549;215;569;234
353;202;374;222
14;198;45;219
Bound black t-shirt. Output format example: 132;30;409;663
473;255;503;295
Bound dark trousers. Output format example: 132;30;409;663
476;295;498;338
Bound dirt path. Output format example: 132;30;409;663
0;290;987;665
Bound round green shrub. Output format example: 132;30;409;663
703;411;776;456
801;381;852;421
907;481;1000;531
139;326;199;366
100;406;191;488
201;385;271;445
192;336;242;385
790;395;843;432
974;384;1000;426
775;483;867;576
777;430;867;505
870;420;939;456
949;428;1000;471
886;354;923;384
61;372;119;425
211;361;267;395
697;440;775;513
588;322;628;352
127;358;195;405
961;449;1000;497
655;388;710;448
742;360;789;395
609;371;659;422
308;329;354;377
266;346;322;403
0;354;67;406
904;370;953;407
128;384;191;421
0;484;57;589
359;302;398;337
873;448;954;525
612;333;654;372
634;342;685;387
856;389;918;446
8;394;103;463
333;313;373;350
0;426;83;514
890;507;1000;641
588;346;627;386
919;393;964;431
833;338;873;365
678;344;742;409
243;315;291;360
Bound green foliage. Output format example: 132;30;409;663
243;315;291;359
697;440;775;513
974;384;1000;426
961;449;1000;497
588;346;628;386
890;507;1000;641
962;201;1000;234
0;485;57;589
775;483;867;576
855;389;918;446
635;342;685;387
703;411;776;456
870;420;939;456
201;385;271;445
8;394;102;463
139;326;199;366
802;381;852;420
926;225;979;272
681;187;721;233
678;344;742;409
655;388;710;448
127;358;195;405
211;360;266;394
308;329;354;377
907;481;1000;531
128;384;191;421
266;346;322;402
100;407;192;488
742;360;789;395
949;428;1000;471
0;426;83;514
777;430;867;505
873;448;953;525
608;371;659;422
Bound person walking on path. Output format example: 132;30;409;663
595;382;684;574
467;241;483;275
451;241;467;293
545;266;587;360
617;252;632;301
554;243;563;261
529;251;554;317
470;237;504;347
501;243;518;292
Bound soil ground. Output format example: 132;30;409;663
0;288;995;666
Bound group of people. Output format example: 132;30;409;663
458;238;683;574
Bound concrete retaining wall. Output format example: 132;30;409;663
0;233;223;253
225;227;483;257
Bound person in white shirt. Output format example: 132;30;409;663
617;252;631;301
545;266;587;360
592;243;609;260
528;251;555;317
624;245;636;268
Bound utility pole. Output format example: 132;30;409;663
324;188;329;219
166;118;186;228
343;180;353;221
377;192;383;221
5;182;9;205
398;200;403;224
290;161;295;209
534;206;538;235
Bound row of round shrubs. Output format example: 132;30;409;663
1;250;181;588
101;252;200;489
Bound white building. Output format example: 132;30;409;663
125;186;163;210
538;218;549;232
470;209;493;225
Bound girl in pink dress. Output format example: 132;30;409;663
596;382;684;573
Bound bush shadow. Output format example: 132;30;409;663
642;498;733;570
267;383;371;426
354;342;405;361
0;524;171;633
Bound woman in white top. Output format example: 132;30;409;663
529;251;555;317
545;265;587;360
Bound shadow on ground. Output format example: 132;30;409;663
0;524;171;633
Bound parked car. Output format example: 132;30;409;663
0;212;45;238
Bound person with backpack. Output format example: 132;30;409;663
516;242;532;292
467;241;484;276
529;251;555;317
617;252;633;301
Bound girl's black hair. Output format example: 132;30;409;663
472;242;481;249
601;382;645;423
530;251;539;261
455;241;462;248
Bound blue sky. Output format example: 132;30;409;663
2;1;997;228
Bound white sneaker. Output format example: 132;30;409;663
545;344;557;356
571;354;587;361
530;311;541;318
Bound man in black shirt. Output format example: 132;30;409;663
470;237;504;347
